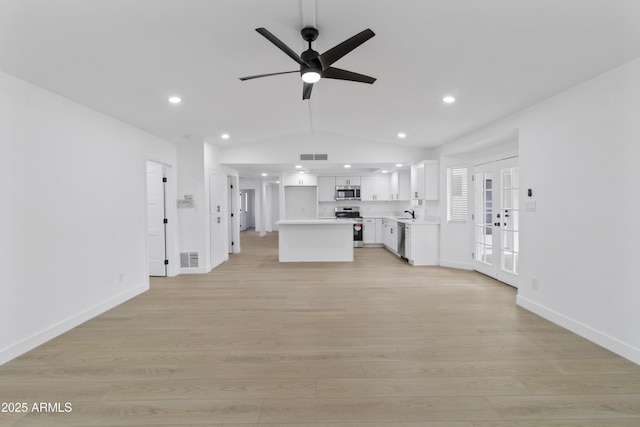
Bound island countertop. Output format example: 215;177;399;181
276;219;354;262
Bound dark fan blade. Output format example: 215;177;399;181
318;29;375;69
322;67;376;84
256;28;309;66
239;70;298;81
302;82;313;100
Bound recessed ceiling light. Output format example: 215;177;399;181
443;95;456;104
344;164;351;168
298;170;305;174
381;170;389;173
397;133;406;139
295;165;302;169
261;173;267;177
221;133;230;140
168;96;182;104
395;163;403;167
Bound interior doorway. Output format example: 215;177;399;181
146;160;168;277
473;157;520;287
239;189;256;231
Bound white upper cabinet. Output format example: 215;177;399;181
317;176;336;201
390;170;411;200
335;176;360;186
284;173;318;186
411;161;439;200
361;175;390;201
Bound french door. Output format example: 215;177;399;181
473;157;519;287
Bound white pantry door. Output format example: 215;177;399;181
146;161;167;277
473;158;519;287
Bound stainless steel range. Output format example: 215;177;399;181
335;206;363;248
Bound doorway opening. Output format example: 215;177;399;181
239;189;256;231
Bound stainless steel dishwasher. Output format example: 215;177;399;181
398;222;406;258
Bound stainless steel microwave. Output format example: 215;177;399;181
336;186;361;200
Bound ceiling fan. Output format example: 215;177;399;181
239;27;376;99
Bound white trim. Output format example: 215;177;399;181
517;295;640;365
0;283;148;366
439;259;473;270
180;266;211;275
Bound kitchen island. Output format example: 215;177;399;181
276;219;354;262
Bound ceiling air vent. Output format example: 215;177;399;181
180;252;199;268
299;154;328;161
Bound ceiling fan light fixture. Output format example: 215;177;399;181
301;70;321;83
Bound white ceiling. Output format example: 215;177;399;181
2;0;640;176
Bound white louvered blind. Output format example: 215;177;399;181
447;167;468;222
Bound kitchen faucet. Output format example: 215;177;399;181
404;209;415;219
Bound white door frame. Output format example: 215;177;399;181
146;160;168;277
227;175;240;253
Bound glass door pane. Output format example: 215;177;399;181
500;167;519;276
475;172;493;266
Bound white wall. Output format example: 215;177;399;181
437;156;473;270
217;131;432;166
176;140;238;273
269;184;280;231
176;141;208;273
438;57;640;364
0;71;178;364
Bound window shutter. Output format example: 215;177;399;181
447;167;468;222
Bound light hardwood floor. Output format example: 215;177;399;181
2;230;640;426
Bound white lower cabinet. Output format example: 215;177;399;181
382;219;398;253
363;218;376;244
404;223;439;265
405;224;412;261
363;218;384;244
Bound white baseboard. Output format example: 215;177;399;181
0;283;148;366
517;295;640;366
439;259;473;270
179;266;209;274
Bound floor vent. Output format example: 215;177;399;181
300;153;328;161
180;252;199;268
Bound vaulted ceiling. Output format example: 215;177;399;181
2;0;640;175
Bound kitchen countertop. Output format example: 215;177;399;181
361;216;440;225
387;217;440;225
276;219;356;225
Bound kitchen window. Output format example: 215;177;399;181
447;166;468;222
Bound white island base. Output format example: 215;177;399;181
276;220;354;262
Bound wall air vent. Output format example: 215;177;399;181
180;252;199;268
299;154;328;161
